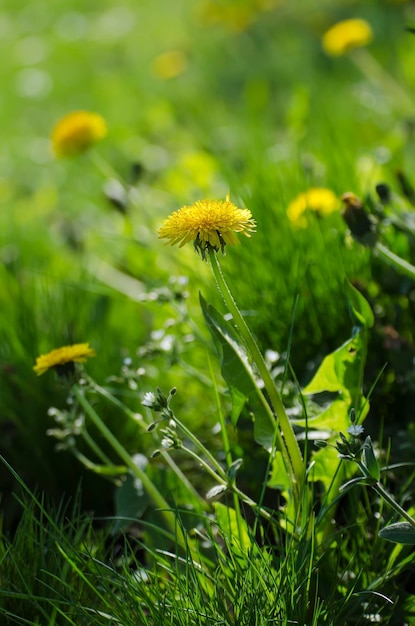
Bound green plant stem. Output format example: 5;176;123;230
82;428;115;467
171;412;228;482
208;353;245;545
181;444;273;524
73;385;179;539
372;482;415;529
374;242;415;281
72;448;126;477
356;459;415;529
208;249;304;493
88;378;203;506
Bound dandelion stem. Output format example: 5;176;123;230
82;427;115;467
207;249;304;495
73;385;180;540
89;378;203;505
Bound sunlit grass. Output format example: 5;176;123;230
2;0;415;623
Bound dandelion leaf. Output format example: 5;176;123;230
299;331;368;432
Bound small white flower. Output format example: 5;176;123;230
142;392;157;408
347;424;364;437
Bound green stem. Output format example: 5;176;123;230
208;353;245;543
356;458;415;528
172;412;228;482
375;242;415;281
89;378;204;506
72;448;126;477
208;249;304;493
73;385;179;539
372;482;415;529
82;428;115;466
181;444;273;523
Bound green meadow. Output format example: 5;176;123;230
2;0;415;623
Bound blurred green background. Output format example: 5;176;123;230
2;0;415;526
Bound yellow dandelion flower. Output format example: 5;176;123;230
158;196;256;259
151;50;188;80
287;188;339;227
51;111;107;158
322;18;373;57
33;343;96;376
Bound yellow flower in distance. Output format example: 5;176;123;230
158;196;256;259
51;111;107;157
33;343;96;376
322;18;373;57
151;50;188;80
287;188;339;227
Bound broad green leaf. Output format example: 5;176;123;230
268;450;291;491
112;470;150;533
345;279;374;329
303;334;363;398
379;522;415;544
200;294;277;451
298;331;368;432
309;444;341;489
214;502;253;561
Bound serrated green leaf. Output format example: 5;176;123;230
200;294;277;450
379;522;415;544
345;279;374;329
304;334;363;397
299;332;368;432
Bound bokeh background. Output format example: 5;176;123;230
2;0;415;528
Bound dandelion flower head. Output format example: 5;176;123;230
51;111;107;158
322;18;373;57
157;196;256;259
287;188;339;227
33;343;96;376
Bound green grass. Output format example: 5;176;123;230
2;0;415;623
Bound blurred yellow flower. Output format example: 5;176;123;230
51;111;107;157
151;50;188;80
158;196;256;258
164;150;217;195
33;343;96;376
322;18;373;57
287;188;339;227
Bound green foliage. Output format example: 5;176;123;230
379;522;415;545
2;0;415;622
200;294;276;450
